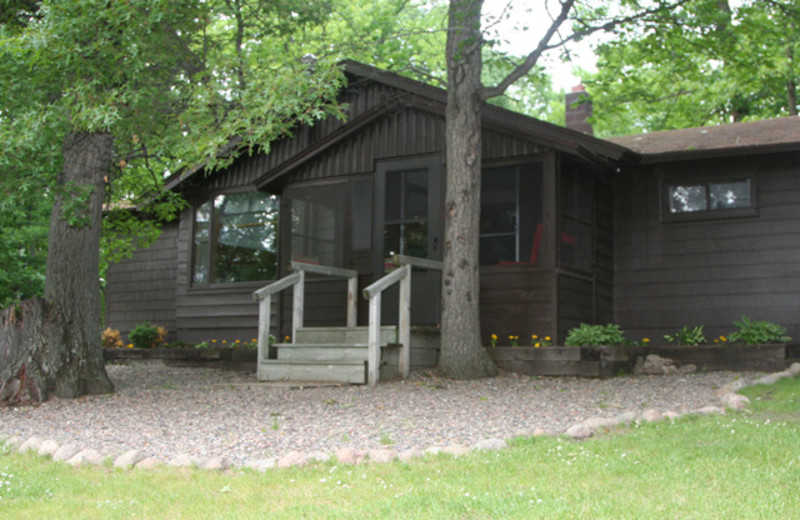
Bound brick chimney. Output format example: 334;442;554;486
565;85;593;135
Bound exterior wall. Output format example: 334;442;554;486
613;152;800;341
105;221;179;342
557;171;614;343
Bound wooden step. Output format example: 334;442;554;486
275;343;401;363
258;360;366;384
294;326;397;345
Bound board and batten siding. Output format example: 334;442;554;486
613;152;800;341
105;221;179;342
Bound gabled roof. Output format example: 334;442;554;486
608;117;800;163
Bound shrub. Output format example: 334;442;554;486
128;322;167;349
664;325;707;346
101;327;123;349
729;316;791;345
565;323;625;346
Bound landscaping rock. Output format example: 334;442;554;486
37;439;60;457
635;354;676;375
473;438;507;451
695;405;724;415
398;447;424;462
565;423;593;439
583;417;619;431
169;454;201;467
200;456;229;471
663;411;681;421
244;458;276;472
67;449;104;466
788;362;800;377
307;451;331;463
423;446;442;456
721;392;750;410
677;364;697;375
641;409;664;422
135;457;162;470
616;411;639;425
52;443;80;462
277;451;308;468
114;449;145;469
335;447;363;465
532;428;551;437
442;444;470;457
754;373;781;385
729;379;750;392
3;437;22;449
18;435;44;453
368;449;397;463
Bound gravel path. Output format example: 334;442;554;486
0;364;756;466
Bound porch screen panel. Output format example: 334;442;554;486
383;169;429;259
560;170;593;273
479;163;543;265
287;182;347;267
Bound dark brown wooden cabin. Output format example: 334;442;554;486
105;62;800;353
609;117;800;342
105;61;629;348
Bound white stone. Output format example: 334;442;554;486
277;451;308;468
774;370;794;381
565;423;593;440
37;439;60;457
113;449;144;469
199;456;229;471
641;409;664;422
135;457;162;470
18;435;44;453
695;406;724;415
52;443;80;461
729;379;750;392
583;417;619;431
398;447;424;462
368;449;397;463
721;392;750;410
616;411;639;425
754;374;781;386
67;449;104;466
244;458;276;472
169;454;201;467
423;446;442;456
3;437;22;449
677;364;697;374
442;444;469;457
473;438;508;451
788;362;800;377
335;447;363;465
307;451;331;463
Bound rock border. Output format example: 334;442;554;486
2;363;798;471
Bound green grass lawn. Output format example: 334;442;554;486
2;377;799;519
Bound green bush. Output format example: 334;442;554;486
564;323;625;346
664;325;707;346
128;322;167;349
729;316;791;345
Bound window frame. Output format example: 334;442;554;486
190;189;279;288
660;174;758;223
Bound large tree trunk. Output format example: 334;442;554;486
1;132;114;400
438;0;497;379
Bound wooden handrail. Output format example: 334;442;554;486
390;254;443;271
252;262;358;380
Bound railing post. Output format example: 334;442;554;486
367;293;381;386
257;294;271;379
346;275;358;328
292;269;305;343
398;265;411;378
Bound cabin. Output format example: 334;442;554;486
104;61;800;382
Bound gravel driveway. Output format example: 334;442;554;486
0;364;755;466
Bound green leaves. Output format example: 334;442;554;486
729;315;791;345
565;323;626;346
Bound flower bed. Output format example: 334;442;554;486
104;347;257;371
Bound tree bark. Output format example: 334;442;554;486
438;0;497;379
0;132;115;400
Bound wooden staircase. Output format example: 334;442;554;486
258;326;400;384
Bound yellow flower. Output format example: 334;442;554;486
222;340;227;344
235;340;241;344
545;336;551;341
252;338;257;343
714;339;719;343
284;335;290;341
535;343;541;348
532;334;539;339
491;334;498;340
720;335;727;342
127;343;133;349
642;338;650;343
211;339;217;343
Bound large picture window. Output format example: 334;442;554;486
479;163;543;265
192;192;278;285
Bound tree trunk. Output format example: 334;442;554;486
438;0;497;379
1;132;114;400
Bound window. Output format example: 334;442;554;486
192;192;278;285
479;163;543;265
663;177;756;221
286;182;347;267
560;169;593;273
384;168;429;259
